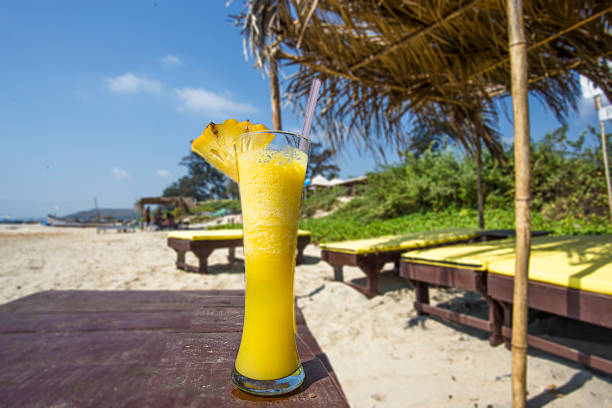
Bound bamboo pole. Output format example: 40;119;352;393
476;134;485;229
507;0;531;407
269;50;282;130
594;96;612;219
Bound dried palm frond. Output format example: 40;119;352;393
235;0;611;156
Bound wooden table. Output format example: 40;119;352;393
0;290;349;407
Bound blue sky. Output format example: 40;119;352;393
0;1;607;218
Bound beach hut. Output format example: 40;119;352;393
134;196;196;218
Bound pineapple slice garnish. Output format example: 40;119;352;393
192;119;271;182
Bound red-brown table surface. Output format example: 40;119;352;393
0;290;349;407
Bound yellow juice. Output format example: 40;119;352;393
234;146;307;380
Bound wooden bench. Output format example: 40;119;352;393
320;229;481;298
0;290;349;407
400;238;517;345
399;235;612;374
168;229;312;273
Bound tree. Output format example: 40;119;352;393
405;104;507;229
163;152;229;201
307;141;340;180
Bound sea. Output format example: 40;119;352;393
0;217;46;225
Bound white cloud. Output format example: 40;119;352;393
112;167;129;180
161;54;182;66
578;97;596;120
107;73;161;94
157;169;172;178
173;87;257;115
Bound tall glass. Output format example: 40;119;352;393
231;131;310;396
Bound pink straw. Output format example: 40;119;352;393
299;79;321;150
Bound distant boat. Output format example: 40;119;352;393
46;214;104;228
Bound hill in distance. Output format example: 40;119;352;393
64;208;140;220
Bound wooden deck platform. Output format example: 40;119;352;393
0;290;349;407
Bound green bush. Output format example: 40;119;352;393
530;126;610;218
194;199;241;214
300;186;349;217
297;124;612;243
334;150;511;221
190;214;215;223
207;223;243;230
194;126;612;244
299;208;611;244
327;125;610;223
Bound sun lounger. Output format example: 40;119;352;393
319;229;481;297
400;235;612;373
486;235;612;373
167;229;311;273
400;238;518;345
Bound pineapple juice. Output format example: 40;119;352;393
234;146;307;380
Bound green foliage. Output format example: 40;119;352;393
186;210;611;242
530;125;610;218
335;149;509;220
190;214;215;223
194;199;241;213
296;125;611;243
325;125;610;223
306;141;340;179
170;206;187;219
177;125;611;243
207;223;243;230
300;186;349;217
163;152;232;201
188;199;241;223
299;208;611;244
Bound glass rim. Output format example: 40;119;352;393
238;130;311;144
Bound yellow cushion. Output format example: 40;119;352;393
487;235;612;295
320;228;480;255
168;229;311;241
402;235;612;295
401;238;517;271
168;229;243;240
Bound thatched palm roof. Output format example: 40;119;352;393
236;1;611;155
134;196;196;215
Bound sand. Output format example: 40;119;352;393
1;224;610;407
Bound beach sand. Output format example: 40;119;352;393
1;224;610;407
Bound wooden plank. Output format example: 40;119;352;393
0;309;244;334
0;330;318;366
0;332;343;407
400;263;486;292
487;275;612;328
417;303;491;332
499;327;612;375
321;251;360;267
168;238;244;252
0;290;246;313
0;290;348;407
170;236;309;270
478;229;549;239
0;305;306;334
0;354;345;407
296;325;348;402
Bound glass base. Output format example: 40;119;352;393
231;364;305;396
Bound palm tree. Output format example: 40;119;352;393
234;0;284;129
